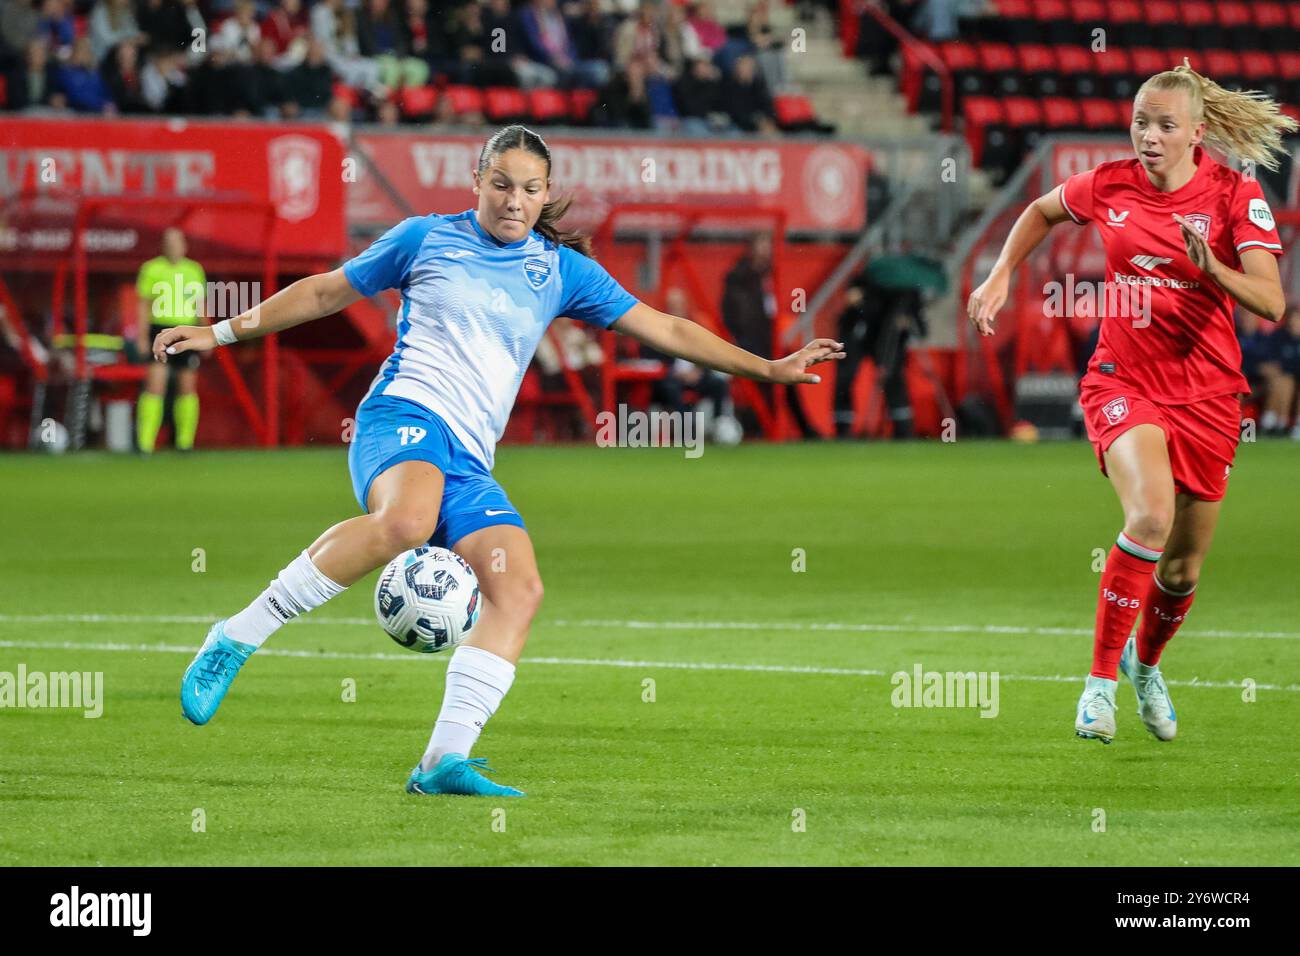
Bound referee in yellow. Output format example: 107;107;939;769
136;228;205;452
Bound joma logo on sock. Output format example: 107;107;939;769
890;664;999;718
1102;588;1140;609
49;886;151;936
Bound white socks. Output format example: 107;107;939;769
224;550;346;648
420;645;516;771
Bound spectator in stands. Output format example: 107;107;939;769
357;0;429;88
283;37;334;118
140;47;191;112
909;0;961;41
136;0;204;60
261;0;310;71
1;1;40;66
612;0;679;125
213;0;260;64
6;37;64;110
723;234;818;437
721;53;776;134
58;35;114;112
745;0;787;94
855;0;906;77
375;94;401;126
37;0;74;57
89;0;144;65
441;0;512;87
102;38;150;112
251;36;290;116
673;55;730;135
594;56;651;128
685;1;726;54
404;0;431;66
519;0;605;89
1259;306;1300;437
661;2;703;75
566;0;615;87
191;29;256;116
312;0;387;97
480;0;555;89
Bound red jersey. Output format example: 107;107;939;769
1059;145;1284;404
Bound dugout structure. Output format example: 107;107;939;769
0;191;284;449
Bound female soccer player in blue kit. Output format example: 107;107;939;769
153;125;844;797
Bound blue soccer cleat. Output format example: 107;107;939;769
406;753;525;797
1119;636;1177;741
181;620;255;726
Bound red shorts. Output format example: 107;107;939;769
1079;383;1241;501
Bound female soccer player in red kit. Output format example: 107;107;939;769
967;62;1295;744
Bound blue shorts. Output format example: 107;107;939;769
348;395;526;549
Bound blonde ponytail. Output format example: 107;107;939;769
1139;59;1298;172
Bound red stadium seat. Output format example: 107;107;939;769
527;88;569;124
1053;45;1093;77
1251;3;1288;31
1129;48;1170;79
1094;47;1131;76
1080;98;1121;130
976;42;1016;74
442;84;485;117
1142;1;1179;28
1068;0;1105;23
1240;52;1278;81
1114;98;1133;125
399;85;436;119
1203;50;1242;83
773;94;817;129
1002;97;1042;130
568;88;598;123
994;0;1032;16
1288;4;1300;31
962;95;1003;166
1180;2;1214;28
1042;97;1082;130
937;40;979;73
1104;0;1142;27
1015;44;1056;76
1213;2;1251;30
1028;0;1068;21
484;87;528;122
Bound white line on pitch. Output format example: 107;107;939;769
1;612;1299;641
0;638;1294;693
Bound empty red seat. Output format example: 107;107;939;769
1180;2;1214;28
1068;0;1105;23
1114;98;1133;124
1276;52;1300;79
1214;2;1252;29
938;40;979;72
1289;4;1300;30
332;82;359;108
1251;2;1288;31
1054;45;1093;77
1129;48;1170;78
1003;97;1043;129
1029;0;1068;21
962;95;1003;165
1143;1;1180;27
527;88;569;124
1104;0;1142;26
1093;47;1131;76
774;94;817;127
1203;50;1242;78
442;84;485;117
1080;98;1121;129
1042;97;1082;129
399;85;436;119
484;87;527;121
994;0;1033;16
1015;44;1056;75
1240;52;1278;80
976;42;1016;73
569;88;598;123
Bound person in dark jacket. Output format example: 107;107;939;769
721;53;777;134
6;36;64;109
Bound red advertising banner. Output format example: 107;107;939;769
0;117;347;268
349;132;871;234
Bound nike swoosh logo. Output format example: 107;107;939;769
1081;713;1097;724
484;509;514;516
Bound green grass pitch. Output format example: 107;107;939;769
1;439;1297;866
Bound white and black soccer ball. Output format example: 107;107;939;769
374;547;481;653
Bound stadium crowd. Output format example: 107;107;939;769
0;0;805;132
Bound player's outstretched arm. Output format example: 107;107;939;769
610;301;845;384
968;188;1072;337
151;268;364;364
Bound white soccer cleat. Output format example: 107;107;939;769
1075;675;1118;744
1119;637;1177;741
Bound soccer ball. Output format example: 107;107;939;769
374;547;481;653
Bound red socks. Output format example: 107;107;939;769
1135;573;1196;666
1092;532;1162;679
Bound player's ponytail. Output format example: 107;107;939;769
1139;60;1298;172
477;125;594;258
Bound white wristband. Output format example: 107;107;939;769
212;319;237;346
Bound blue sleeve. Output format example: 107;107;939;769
342;215;437;297
557;246;639;329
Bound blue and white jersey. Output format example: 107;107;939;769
343;209;638;469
